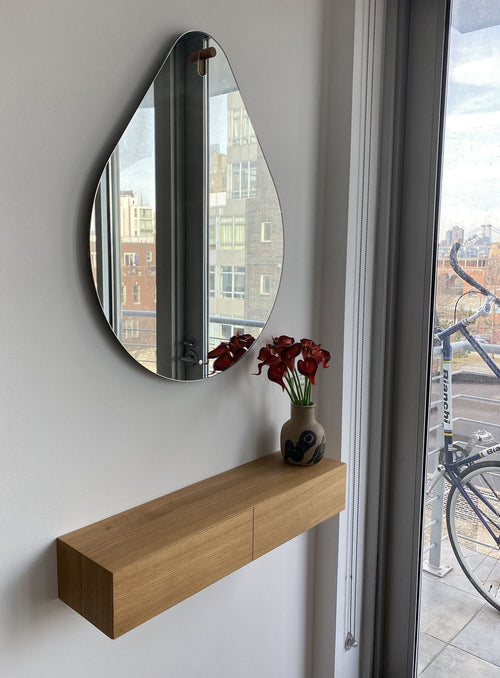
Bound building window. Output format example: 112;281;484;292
231;161;257;199
221;324;232;340
146;251;152;262
121;284;126;304
260;274;271;295
261;221;272;242
220;216;246;249
154;285;157;304
221;323;245;341
123;317;139;339
209;266;215;298
231;109;241;146
124;252;136;267
133;283;140;304
230;107;256;145
220;266;245;299
220;218;233;249
234;217;245;248
209;217;216;249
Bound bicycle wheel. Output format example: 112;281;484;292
446;461;500;611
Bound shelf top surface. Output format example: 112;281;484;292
58;453;345;571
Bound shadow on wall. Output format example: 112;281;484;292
2;543;62;647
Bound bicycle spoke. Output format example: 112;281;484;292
447;462;500;611
479;473;500;503
466;478;500;523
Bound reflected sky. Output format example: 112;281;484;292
440;20;500;234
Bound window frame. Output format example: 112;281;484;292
361;1;450;675
260;274;271;295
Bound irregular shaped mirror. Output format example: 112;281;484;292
90;31;283;380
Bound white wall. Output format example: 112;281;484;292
0;1;356;677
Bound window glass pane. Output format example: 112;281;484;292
234;266;245;298
115;86;157;372
261;221;271;242
241;164;249;197
208;70;283;351
232;164;240;198
209;217;216;248
209;265;215;298
418;4;500;673
221;266;233;297
260;274;270;295
133;283;140;303
220;217;233;248
234;218;245;248
249;161;257;197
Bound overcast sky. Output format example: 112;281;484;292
439;21;500;237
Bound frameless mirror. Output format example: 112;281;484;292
90;31;283;380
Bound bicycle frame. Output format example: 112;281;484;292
435;311;500;544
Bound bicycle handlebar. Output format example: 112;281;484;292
449;242;500;306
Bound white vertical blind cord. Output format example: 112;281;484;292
345;0;378;651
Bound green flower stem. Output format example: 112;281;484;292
288;371;300;405
283;368;315;406
292;369;304;404
306;378;312;405
283;383;295;401
285;372;300;403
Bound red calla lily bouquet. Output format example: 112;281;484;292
255;335;331;406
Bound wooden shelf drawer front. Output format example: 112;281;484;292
253;463;346;559
113;509;254;638
57;453;346;638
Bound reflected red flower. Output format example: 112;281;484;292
238;334;255;348
207;343;229;359
207;332;256;373
213;350;234;372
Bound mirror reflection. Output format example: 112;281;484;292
90;31;283;380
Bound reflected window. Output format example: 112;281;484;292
133;283;140;304
220;218;233;249
209;266;215;297
231;161;257;198
260;274;270;295
124;253;136;267
221;265;245;299
209;217;216;249
261;221;272;242
220;216;245;249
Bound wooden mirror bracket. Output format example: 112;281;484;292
57;453;346;638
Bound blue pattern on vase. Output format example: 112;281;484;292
285;430;325;464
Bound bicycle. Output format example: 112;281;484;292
426;241;500;610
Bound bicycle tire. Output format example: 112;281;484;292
446;460;500;611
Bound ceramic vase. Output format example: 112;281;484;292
280;403;326;465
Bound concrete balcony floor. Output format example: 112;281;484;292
418;538;500;676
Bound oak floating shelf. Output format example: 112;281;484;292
57;453;346;638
